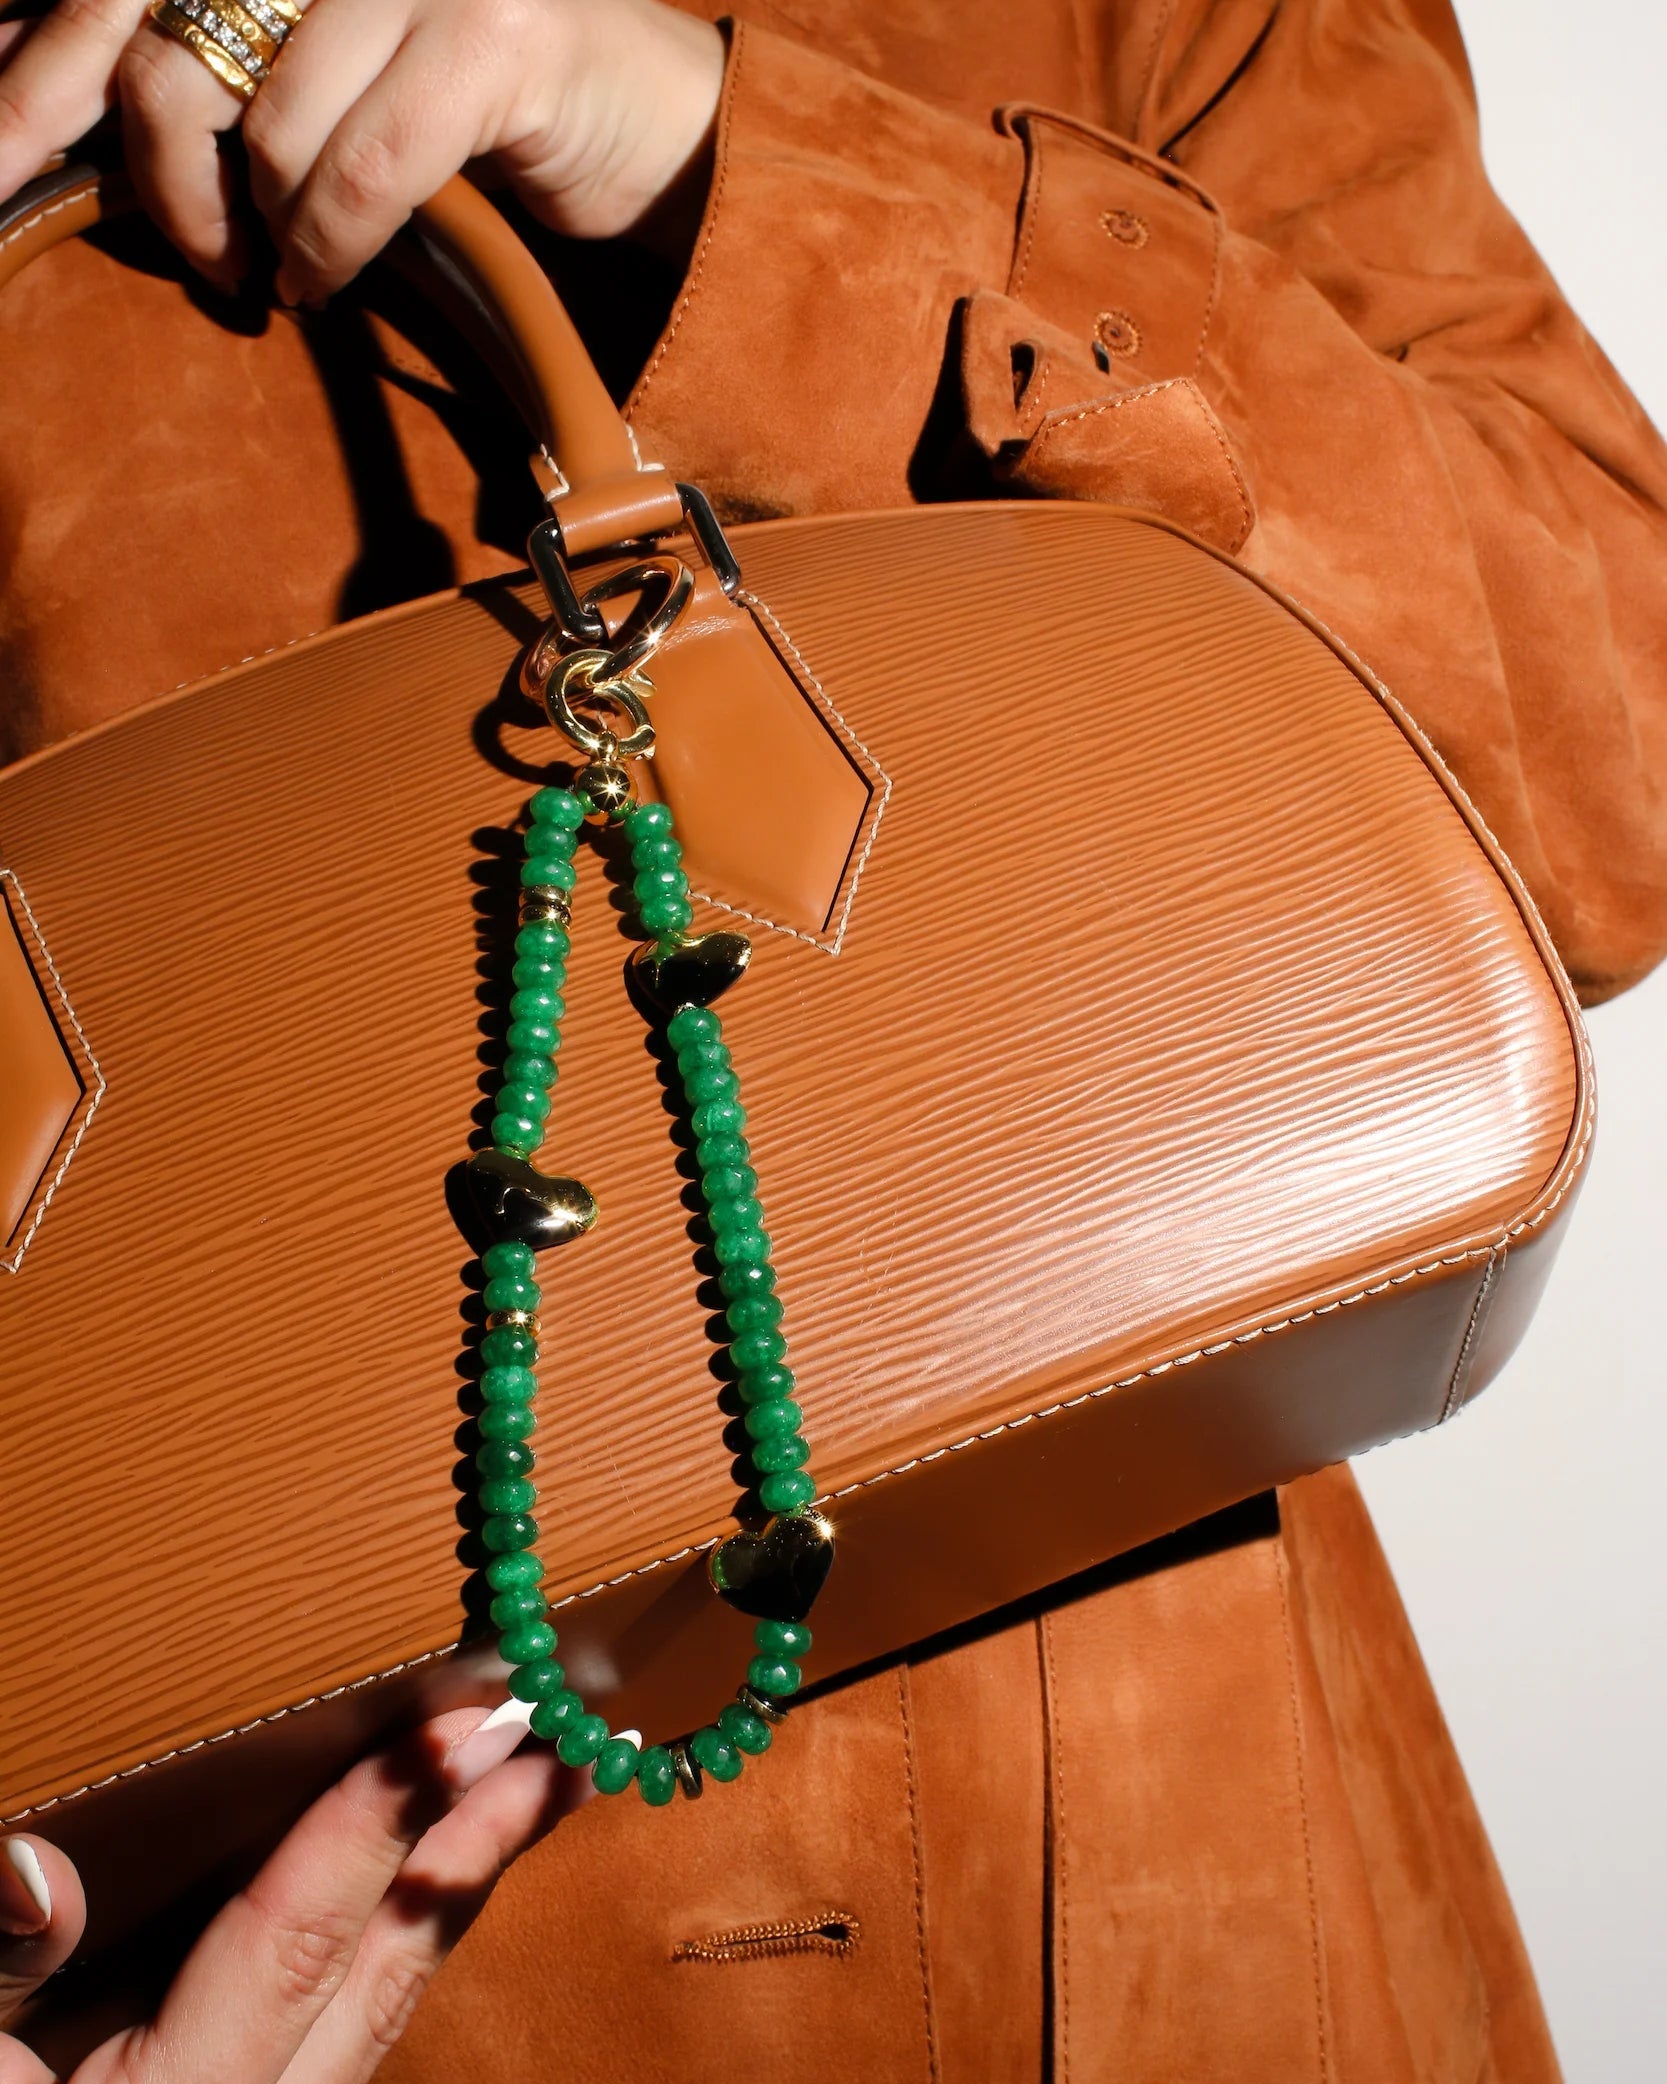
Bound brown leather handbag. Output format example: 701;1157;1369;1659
0;166;1591;1954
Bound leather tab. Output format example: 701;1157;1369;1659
997;106;1222;380
552;468;687;556
0;876;82;1251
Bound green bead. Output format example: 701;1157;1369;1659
754;1619;812;1657
497;1082;551;1128
478;1402;536;1443
482;1273;540;1314
718;1702;774;1755
485;1549;544;1590
708;1194;764;1239
491;1112;542;1156
751;1432;810;1475
698;1132;751;1172
511;954;566;992
524;821;578;859
482;1512;539;1552
747;1655;803;1699
630;835;682;872
684;1064;740;1108
502;1049;558;1091
556;1714;610;1767
529;1689;583;1737
714;1229;771;1272
592;1737;642;1795
704;1163;758;1205
481;1241;535;1282
731;1328;787;1373
688;1725;744;1783
516;922;571;962
508;1658;565;1703
521;854;578;891
737;1361;795;1405
760;1470;817;1514
691;1097;745;1140
636;1745;678;1804
677;1034;732;1070
509;986;565;1025
489;1586;547;1630
745;1398;802;1442
530;787;585;830
720;1261;776;1303
639;893;694;935
726;1293;784;1335
479;1477;536;1516
479;1363;536;1404
666;1003;717;1046
633;863;688;901
499;1620;557;1665
622;800;673;843
504;1017;558;1056
477;1439;536;1483
480;1324;538;1368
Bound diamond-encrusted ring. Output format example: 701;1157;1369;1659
148;0;303;102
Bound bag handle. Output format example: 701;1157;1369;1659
0;160;688;559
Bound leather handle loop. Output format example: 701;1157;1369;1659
0;162;675;539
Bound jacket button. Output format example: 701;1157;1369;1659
1100;208;1150;247
1094;309;1143;360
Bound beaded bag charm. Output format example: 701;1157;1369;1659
459;513;834;1805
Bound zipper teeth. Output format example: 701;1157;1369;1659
672;1911;861;1964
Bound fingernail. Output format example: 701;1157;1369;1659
273;267;300;308
448;1697;536;1790
0;1840;51;1938
615;1729;643;1749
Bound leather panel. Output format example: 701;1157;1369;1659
624;571;878;940
0;502;1586;1860
0;874;85;1253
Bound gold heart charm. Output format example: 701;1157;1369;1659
709;1509;835;1623
632;930;752;1014
464;1150;598;1250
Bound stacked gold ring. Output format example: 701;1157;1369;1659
148;0;302;101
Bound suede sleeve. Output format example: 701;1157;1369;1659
628;11;1667;1003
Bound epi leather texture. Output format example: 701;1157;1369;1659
0;167;1590;1952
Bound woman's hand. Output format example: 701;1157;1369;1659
0;1699;580;2081
0;0;724;294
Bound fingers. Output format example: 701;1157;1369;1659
0;1835;87;2054
0;0;149;202
240;0;407;249
77;1704;526;2084
280;1725;579;2084
118;22;248;288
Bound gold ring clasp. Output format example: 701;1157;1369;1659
541;650;657;760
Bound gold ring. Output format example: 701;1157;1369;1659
148;0;301;101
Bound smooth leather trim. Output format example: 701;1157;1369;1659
0;869;103;1272
0;167;659;528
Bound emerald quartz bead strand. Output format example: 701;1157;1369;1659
466;786;823;1804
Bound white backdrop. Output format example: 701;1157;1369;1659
1356;7;1667;2076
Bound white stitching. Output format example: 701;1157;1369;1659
709;591;892;956
1441;1249;1499;1423
0;870;107;1274
0;1648;450;1825
536;443;571;504
0;193;82;264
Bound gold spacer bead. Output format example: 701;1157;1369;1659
519;888;572;927
668;1739;704;1799
735;1683;787;1727
485;1307;542;1337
